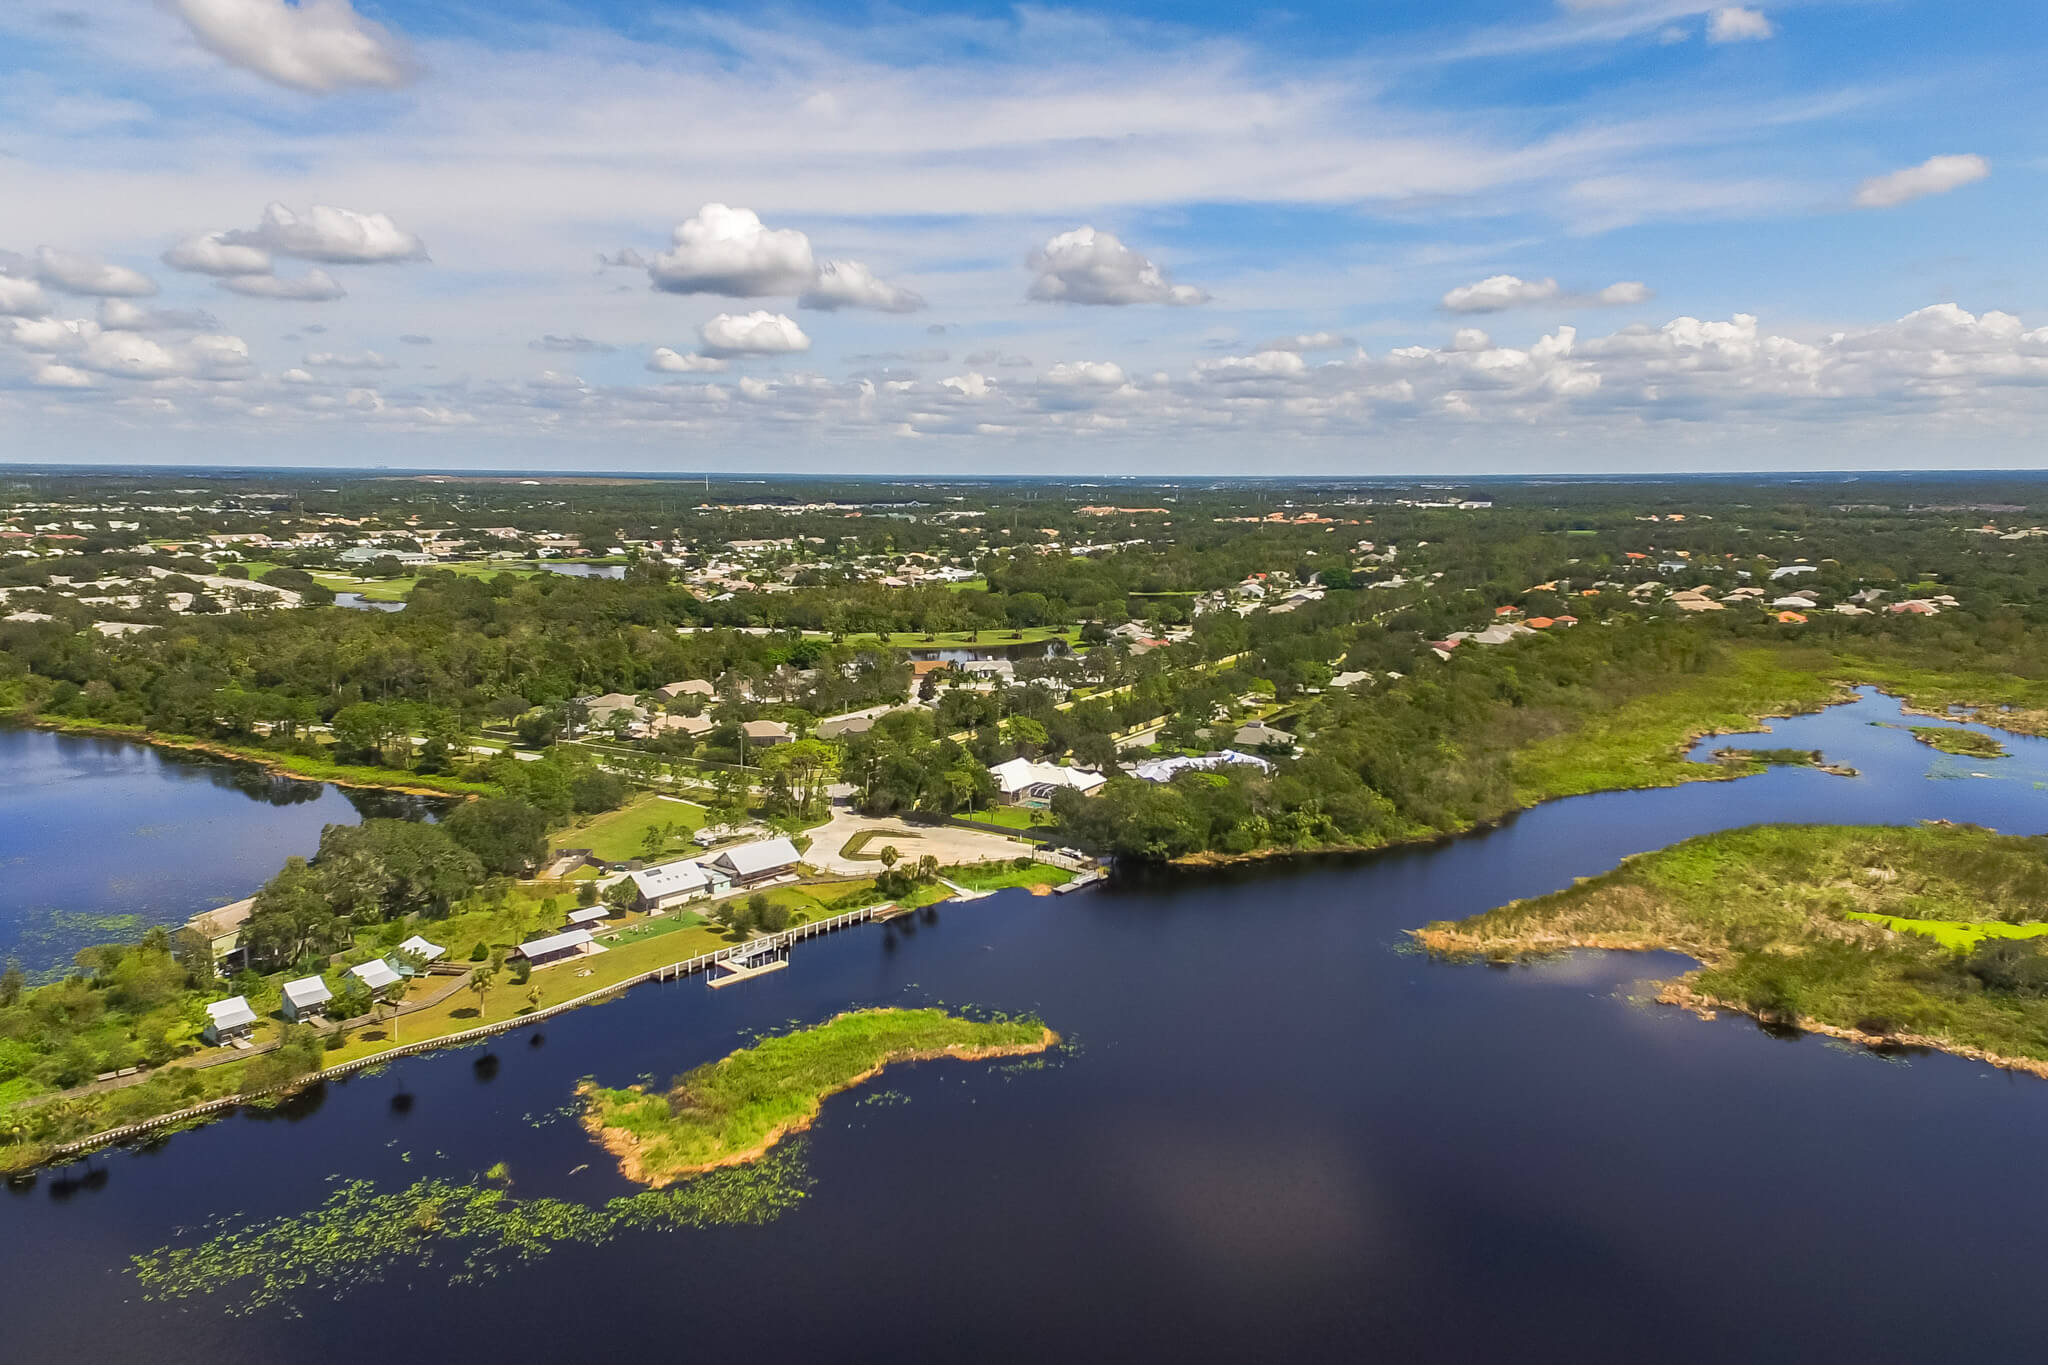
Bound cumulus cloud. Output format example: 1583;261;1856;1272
0;275;50;317
33;247;157;297
1855;154;1991;209
96;299;219;332
647;347;729;373
303;349;397;369
697;311;811;356
1442;275;1560;312
1442;273;1652;312
217;268;347;300
9;316;253;381
1042;360;1129;386
32;362;94;388
646;205;814;297
532;334;615;354
168;0;415;94
1264;331;1354;352
224;203;426;264
799;259;925;313
1706;7;1776;43
940;372;998;399
162;232;273;277
1196;350;1308;381
1027;227;1207;306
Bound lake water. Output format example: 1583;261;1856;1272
332;591;405;612
0;728;435;973
8;690;2048;1361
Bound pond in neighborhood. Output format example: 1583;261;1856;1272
0;727;437;974
8;691;2048;1362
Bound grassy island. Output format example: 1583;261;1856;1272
1907;726;2007;758
1415;824;2048;1073
582;1008;1056;1185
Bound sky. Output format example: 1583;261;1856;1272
0;0;2042;475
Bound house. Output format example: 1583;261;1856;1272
742;719;794;745
517;928;595;967
707;836;803;887
1129;750;1275;783
580;692;646;729
988;757;1108;804
184;896;255;971
1329;670;1371;688
281;976;333;1022
629;858;717;910
648;712;715;739
349;958;405;997
816;705;905;740
657;679;716;700
395;936;447;969
203;996;259;1046
1526;616;1557;629
1769;564;1820;580
1233;720;1295;750
1776;611;1808;624
1771;595;1818;609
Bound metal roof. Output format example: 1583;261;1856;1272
282;976;332;1008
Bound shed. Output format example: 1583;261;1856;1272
203;996;259;1046
280;976;333;1022
568;906;612;926
517;928;594;967
397;935;447;965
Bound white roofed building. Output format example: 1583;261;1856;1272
707;836;803;886
280;976;333;1022
988;758;1107;805
629;858;717;909
203;996;259;1045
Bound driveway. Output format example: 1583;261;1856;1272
804;803;1039;875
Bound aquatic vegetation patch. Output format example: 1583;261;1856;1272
130;1149;811;1315
583;1007;1056;1186
1907;726;2007;758
1416;823;2048;1072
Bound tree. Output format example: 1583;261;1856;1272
576;880;598;907
443;797;551;876
602;878;640;913
515;709;561;748
469;961;498;1019
878;845;901;870
0;960;21;1007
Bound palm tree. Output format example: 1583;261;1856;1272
469;964;498;1020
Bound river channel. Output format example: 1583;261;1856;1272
5;689;2048;1362
0;727;436;973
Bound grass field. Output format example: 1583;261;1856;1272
1418;823;2048;1067
960;804;1049;830
582;1007;1054;1184
941;861;1073;892
558;794;708;862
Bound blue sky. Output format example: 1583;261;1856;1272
0;0;2042;473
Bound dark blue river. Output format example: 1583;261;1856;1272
5;690;2048;1363
0;727;435;973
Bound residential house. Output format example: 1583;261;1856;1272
185;896;255;972
988;758;1108;804
742;718;794;745
281;976;333;1023
1129;750;1274;783
203;996;259;1046
1233;720;1295;750
349;958;405;997
396;936;447;969
657;679;716;701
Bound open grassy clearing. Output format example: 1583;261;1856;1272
557;793;708;862
582;1007;1054;1185
1907;726;2007;758
941;860;1073;892
1417;823;2048;1068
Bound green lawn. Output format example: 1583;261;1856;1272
583;1007;1053;1184
960;804;1049;831
558;794;708;862
1845;913;2048;951
941;861;1074;892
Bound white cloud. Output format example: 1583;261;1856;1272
162;232;273;276
303;349;397;369
169;0;414;94
647;347;729;373
799;259;925;313
96;299;219;331
1264;331;1354;352
1042;360;1128;386
940;372;997;399
224;203;426;264
1451;328;1492;352
1593;280;1653;305
647;205;814;297
218;268;347;300
0;275;50;317
1855;155;1991;209
1196;350;1307;381
33;247;157;297
1706;8;1775;43
698;311;811;356
31;362;94;388
1442;274;1652;311
1442;275;1560;313
1027;227;1207;306
529;370;586;391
